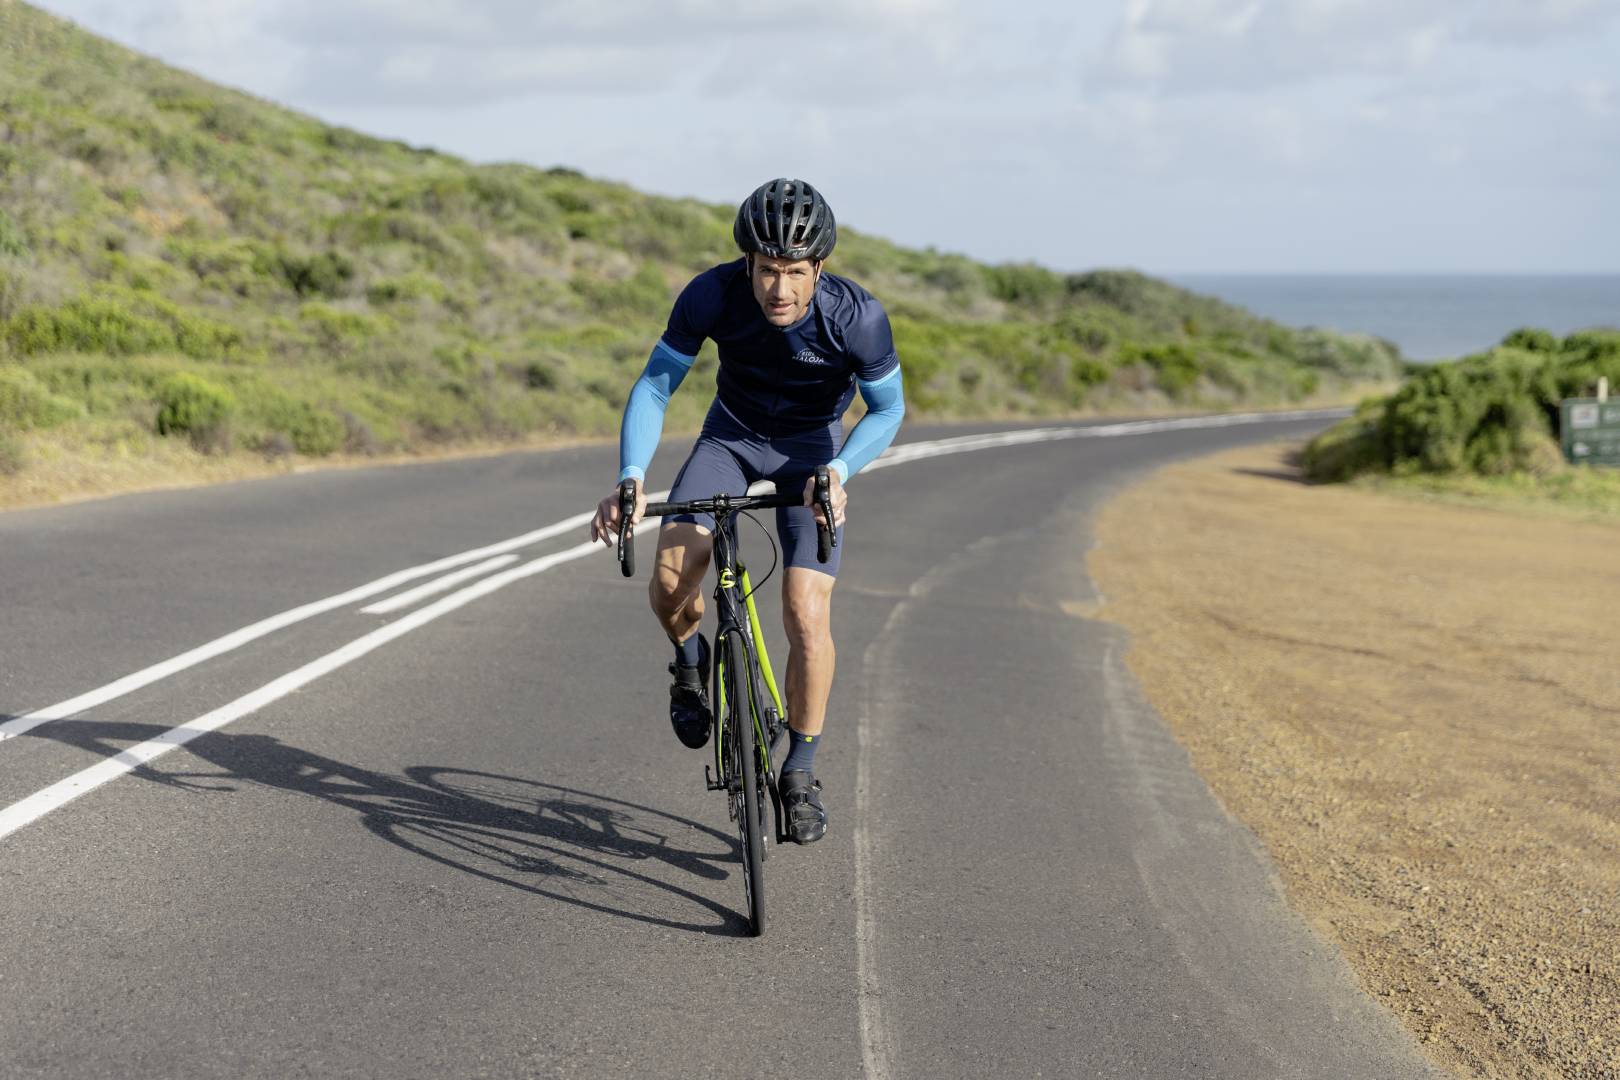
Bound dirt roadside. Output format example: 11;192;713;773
1088;442;1619;1079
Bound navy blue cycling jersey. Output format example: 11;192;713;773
661;259;900;435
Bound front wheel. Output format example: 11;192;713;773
721;633;766;936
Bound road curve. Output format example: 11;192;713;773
0;415;1439;1079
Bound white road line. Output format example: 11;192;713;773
0;520;660;841
0;512;598;746
0;410;1333;836
359;554;520;615
861;407;1344;473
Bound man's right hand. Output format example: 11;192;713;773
591;478;645;546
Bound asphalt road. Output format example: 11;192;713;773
0;414;1440;1079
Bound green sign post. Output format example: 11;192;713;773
1560;396;1620;466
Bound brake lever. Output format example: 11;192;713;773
814;466;835;563
617;479;637;578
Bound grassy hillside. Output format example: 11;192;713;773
0;0;1401;491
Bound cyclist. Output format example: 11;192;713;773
590;178;906;845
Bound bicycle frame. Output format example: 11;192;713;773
706;516;788;845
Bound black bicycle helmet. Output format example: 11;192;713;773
734;178;837;262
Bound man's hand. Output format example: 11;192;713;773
591;478;646;546
804;470;847;529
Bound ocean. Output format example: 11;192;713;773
1169;275;1620;363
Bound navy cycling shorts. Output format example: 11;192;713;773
666;401;845;577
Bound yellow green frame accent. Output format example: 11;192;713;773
741;568;785;718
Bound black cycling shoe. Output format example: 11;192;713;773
668;633;712;749
778;769;827;844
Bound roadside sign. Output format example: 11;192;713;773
1560;398;1620;466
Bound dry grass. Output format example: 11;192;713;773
1090;441;1620;1078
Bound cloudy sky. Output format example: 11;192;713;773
33;0;1620;273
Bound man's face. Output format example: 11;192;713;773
750;254;821;327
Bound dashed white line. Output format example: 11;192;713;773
0;512;596;747
0;522;660;841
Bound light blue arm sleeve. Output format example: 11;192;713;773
618;341;697;482
829;367;905;484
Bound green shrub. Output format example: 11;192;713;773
274;250;354;298
524;360;558;390
0;366;83;429
570;262;671;322
366;273;447;305
1304;333;1620;482
259;395;344;456
1502;327;1556;353
299;302;390;350
154;371;234;451
1301;401;1390;482
1070;355;1113;392
1128;342;1202;398
4;289;241;359
1052;311;1117;354
984;262;1064;308
0;210;29;258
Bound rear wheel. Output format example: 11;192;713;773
721;633;766;936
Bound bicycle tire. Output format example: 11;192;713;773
721;631;767;936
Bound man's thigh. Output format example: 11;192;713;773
668;434;750;533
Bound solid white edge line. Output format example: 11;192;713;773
0;511;597;745
359;554;521;615
0;520;662;841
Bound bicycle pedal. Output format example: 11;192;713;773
704;765;725;792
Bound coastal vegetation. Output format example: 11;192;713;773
1302;329;1620;517
0;1;1399;496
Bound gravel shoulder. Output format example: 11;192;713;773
1088;441;1620;1079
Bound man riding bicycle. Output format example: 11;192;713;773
590;178;906;845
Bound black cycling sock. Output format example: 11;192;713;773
782;728;819;773
673;633;701;668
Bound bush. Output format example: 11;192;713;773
984;262;1064;308
4;289;241;359
570;262;671;322
1128;342;1201;399
366;273;447;305
0;366;83;429
274;250;354;298
1502;327;1557;353
1303;332;1620;482
0;210;30;258
258;394;344;456
299;302;390;351
154;371;235;451
1301;402;1390;482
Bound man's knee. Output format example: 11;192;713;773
783;569;835;652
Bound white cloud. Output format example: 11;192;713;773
26;0;1620;271
1093;0;1620;95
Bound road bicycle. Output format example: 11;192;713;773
614;469;834;936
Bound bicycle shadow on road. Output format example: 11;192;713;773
22;719;753;937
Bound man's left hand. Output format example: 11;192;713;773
804;470;847;529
